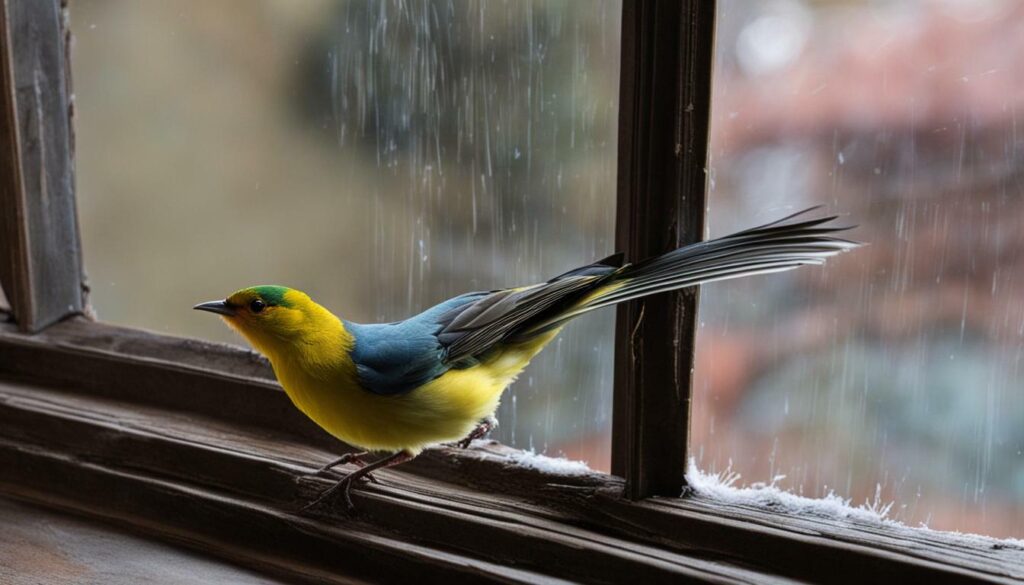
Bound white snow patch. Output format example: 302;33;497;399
500;447;593;476
685;459;1024;550
685;459;892;523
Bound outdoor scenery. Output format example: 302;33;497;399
697;0;1024;538
71;0;1022;538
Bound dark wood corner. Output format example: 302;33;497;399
0;0;84;333
613;0;716;499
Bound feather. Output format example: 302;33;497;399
345;292;486;395
436;208;858;360
346;208;858;393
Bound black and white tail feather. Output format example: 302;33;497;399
438;208;859;365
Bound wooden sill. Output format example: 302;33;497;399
0;496;294;585
0;319;1021;583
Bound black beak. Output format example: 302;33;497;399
193;300;237;316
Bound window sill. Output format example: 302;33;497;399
0;496;295;584
0;319;1020;583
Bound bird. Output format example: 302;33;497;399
194;208;858;512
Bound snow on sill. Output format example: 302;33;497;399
480;445;1023;551
685;458;1024;551
480;442;594;476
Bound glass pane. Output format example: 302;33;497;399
71;0;621;468
696;0;1024;537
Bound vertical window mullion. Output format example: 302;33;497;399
0;0;83;333
612;0;716;499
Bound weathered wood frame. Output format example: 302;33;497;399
0;0;84;333
612;0;715;500
0;0;1021;583
2;320;1021;584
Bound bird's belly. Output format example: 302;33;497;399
280;331;558;454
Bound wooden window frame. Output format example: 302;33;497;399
0;0;1021;582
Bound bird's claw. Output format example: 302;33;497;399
301;475;359;515
303;462;381;514
456;416;499;449
316;464;378;485
301;450;413;515
316;451;370;475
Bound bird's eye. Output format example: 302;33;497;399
249;299;266;313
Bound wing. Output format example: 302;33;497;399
436;254;625;365
344;292;487;395
345;322;448;395
347;208;855;395
346;255;623;395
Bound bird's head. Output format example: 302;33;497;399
194;285;339;358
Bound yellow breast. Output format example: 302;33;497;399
272;330;560;454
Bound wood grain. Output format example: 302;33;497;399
0;0;83;333
0;379;787;584
0;497;291;585
612;0;716;499
1;319;1022;583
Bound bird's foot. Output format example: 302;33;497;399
456;416;499;449
300;450;415;515
315;451;379;483
316;451;368;474
301;474;359;514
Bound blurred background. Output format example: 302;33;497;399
70;0;621;467
69;0;1023;539
696;0;1024;538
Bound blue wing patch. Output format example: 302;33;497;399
345;321;446;395
344;292;488;395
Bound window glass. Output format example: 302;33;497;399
696;0;1024;537
72;0;621;468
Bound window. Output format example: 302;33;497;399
1;0;1021;582
72;0;621;468
695;0;1024;539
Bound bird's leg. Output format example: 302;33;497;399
302;450;415;513
456;415;499;449
317;451;368;472
315;451;379;484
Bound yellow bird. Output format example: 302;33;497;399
195;209;856;511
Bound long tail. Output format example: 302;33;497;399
526;208;859;334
